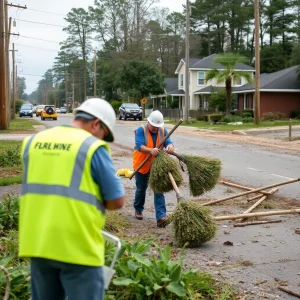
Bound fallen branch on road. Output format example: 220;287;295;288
234;220;282;227
278;286;300;298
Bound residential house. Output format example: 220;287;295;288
151;54;255;112
233;66;300;117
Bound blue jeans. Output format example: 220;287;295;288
30;258;104;300
134;171;166;220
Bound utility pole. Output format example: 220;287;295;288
184;0;190;123
254;0;260;124
94;50;97;96
11;43;16;119
16;64;18;99
0;0;8;129
4;2;11;123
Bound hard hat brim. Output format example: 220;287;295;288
147;118;164;128
74;109;115;142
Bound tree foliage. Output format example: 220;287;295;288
120;60;165;102
206;53;253;115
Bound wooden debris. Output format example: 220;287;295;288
214;208;300;221
219;180;272;195
201;178;300;206
234;220;282;227
278;286;300;298
238;188;278;222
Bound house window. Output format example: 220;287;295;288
180;74;184;88
232;95;239;110
234;78;242;86
197;71;205;85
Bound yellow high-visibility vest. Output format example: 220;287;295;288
19;126;109;266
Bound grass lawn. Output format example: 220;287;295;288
0;141;23;186
0;118;41;133
167;119;300;131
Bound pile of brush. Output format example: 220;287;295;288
168;200;217;247
149;151;183;193
149;151;221;247
175;154;221;196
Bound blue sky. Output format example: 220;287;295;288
8;0;186;94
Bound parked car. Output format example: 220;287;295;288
56;108;61;113
60;107;67;114
119;103;142;121
36;105;45;117
41;105;57;121
19;104;33;118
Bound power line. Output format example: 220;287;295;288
15;43;59;52
26;7;67;17
15;18;65;27
18;35;61;44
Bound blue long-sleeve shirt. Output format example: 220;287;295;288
134;126;173;151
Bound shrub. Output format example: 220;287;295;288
290;110;300;119
262;111;285;121
242;112;252;118
0;194;19;231
169;98;179;109
242;109;254;117
209;114;223;123
242;117;254;123
209;92;226;112
0;146;21;168
107;239;216;298
230;110;241;116
222;115;243;123
0;237;31;299
15;100;23;113
110;100;122;114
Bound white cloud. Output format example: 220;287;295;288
8;0;185;94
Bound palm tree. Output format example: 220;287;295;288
205;53;253;115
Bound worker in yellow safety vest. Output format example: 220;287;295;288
19;98;125;300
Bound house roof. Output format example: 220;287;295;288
233;66;300;93
175;54;255;74
164;78;178;94
164;77;184;95
194;85;225;94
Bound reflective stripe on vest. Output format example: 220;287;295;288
22;134;105;214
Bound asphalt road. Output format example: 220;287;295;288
35;114;300;200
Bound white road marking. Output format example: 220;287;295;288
270;174;294;180
247;167;263;172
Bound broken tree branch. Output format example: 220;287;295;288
214;208;300;221
238;187;278;222
234;220;282;227
201;178;299;206
278;286;300;298
219;180;272;195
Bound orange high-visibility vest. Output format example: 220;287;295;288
133;125;164;174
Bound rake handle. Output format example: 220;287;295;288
168;172;183;202
129;119;183;180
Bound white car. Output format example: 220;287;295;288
56;108;61;113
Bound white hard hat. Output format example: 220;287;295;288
147;110;164;128
73;98;116;142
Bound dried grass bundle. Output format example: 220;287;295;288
180;155;221;196
168;200;217;247
149;151;183;193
